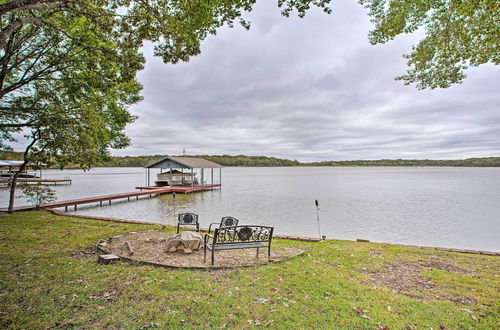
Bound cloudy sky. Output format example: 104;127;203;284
116;0;500;161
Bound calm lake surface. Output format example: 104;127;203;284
1;167;499;251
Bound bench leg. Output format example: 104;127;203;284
256;247;259;258
177;224;180;234
268;245;271;261
211;249;215;265
204;245;207;263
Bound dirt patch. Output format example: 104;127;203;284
419;261;471;274
366;260;476;304
69;247;100;260
367;263;436;294
97;230;306;268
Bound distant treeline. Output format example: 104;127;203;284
306;157;500;167
1;150;499;167
0;150;22;160
98;154;301;167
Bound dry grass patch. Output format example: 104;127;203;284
366;259;478;304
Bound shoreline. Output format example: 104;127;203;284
48;209;500;256
6;165;500;170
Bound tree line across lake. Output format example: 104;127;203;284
1;151;499;168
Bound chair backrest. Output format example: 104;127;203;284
220;216;239;228
178;213;199;225
213;226;274;244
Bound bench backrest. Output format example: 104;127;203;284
220;216;239;228
213;225;274;245
178;213;199;225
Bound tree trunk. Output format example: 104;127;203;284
7;159;27;212
7;133;38;213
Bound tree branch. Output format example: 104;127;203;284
0;17;43;50
0;28;16;89
0;122;33;128
0;0;65;17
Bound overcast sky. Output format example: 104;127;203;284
115;0;500;161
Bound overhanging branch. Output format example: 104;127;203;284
0;0;65;16
0;17;44;50
0;122;33;128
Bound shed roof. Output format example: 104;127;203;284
145;156;223;169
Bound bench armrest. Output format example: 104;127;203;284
204;233;214;245
208;223;219;235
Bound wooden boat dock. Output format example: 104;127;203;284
0;178;72;185
2;184;221;212
2;156;223;212
0;160;72;185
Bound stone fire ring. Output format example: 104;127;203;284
96;230;308;269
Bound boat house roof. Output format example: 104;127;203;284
0;160;26;166
144;156;223;169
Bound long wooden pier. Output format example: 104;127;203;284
1;184;221;212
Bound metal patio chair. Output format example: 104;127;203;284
177;213;200;233
208;216;239;234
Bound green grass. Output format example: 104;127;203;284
0;211;498;328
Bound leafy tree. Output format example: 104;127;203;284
0;1;143;211
17;183;56;209
360;0;499;89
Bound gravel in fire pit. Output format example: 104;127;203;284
97;230;307;268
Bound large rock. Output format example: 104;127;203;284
165;231;203;254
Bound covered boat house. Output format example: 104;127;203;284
144;156;223;188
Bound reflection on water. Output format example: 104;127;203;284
1;167;499;251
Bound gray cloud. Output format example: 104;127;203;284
115;0;500;161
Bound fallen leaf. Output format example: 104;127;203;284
255;297;269;304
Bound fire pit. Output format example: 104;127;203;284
97;230;307;268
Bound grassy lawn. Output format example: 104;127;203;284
0;211;498;328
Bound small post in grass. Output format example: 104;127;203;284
315;199;323;240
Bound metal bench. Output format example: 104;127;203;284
177;213;200;233
208;216;239;234
203;225;274;265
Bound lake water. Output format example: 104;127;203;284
1;167;499;251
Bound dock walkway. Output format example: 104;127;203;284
2;184;221;212
0;178;72;185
